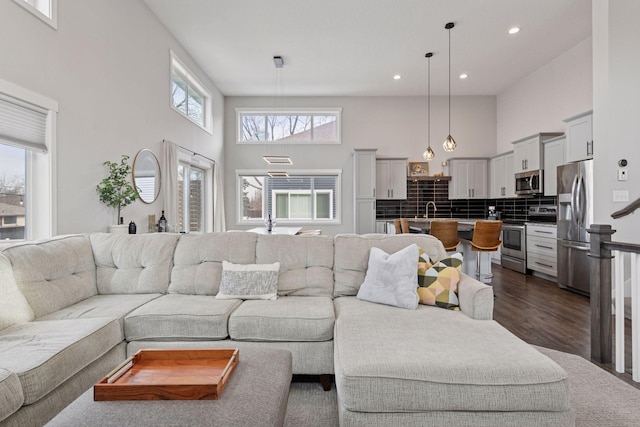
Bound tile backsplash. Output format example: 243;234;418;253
376;179;556;221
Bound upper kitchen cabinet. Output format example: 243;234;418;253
376;158;407;200
543;135;565;196
512;133;563;173
563;111;593;163
448;158;488;199
490;151;515;199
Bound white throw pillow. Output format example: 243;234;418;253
356;244;419;310
215;261;280;300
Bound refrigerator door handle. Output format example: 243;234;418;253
578;176;587;227
570;175;580;226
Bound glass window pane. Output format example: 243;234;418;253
0;144;26;240
241;176;264;220
241;115;267;141
189;168;204;233
312;115;337;141
275;193;288;219
171;73;187;114
316;193;331;219
268;115;311;141
289;194;311;219
187;88;204;125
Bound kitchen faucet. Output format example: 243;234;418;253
425;201;437;219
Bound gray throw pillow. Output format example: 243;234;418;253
356;244;419;310
215;261;280;300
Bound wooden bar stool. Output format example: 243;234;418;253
393;219;402;234
393;219;410;234
468;220;502;281
429;221;460;251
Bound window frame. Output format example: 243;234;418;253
0;77;57;244
13;0;57;29
170;51;212;134
177;150;213;234
236;169;342;225
236;108;342;144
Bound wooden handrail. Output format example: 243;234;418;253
611;197;640;219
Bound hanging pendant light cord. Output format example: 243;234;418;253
428;54;431;148
448;25;451;136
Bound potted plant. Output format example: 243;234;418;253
96;155;138;232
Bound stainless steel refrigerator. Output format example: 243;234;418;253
557;159;593;295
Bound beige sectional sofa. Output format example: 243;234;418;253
0;232;574;426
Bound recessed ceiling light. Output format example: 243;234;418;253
393;74;401;80
508;27;520;35
459;73;468;79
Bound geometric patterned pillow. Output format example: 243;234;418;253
434;252;463;270
417;265;460;310
417;248;434;287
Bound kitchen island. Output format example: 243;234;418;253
405;218;497;283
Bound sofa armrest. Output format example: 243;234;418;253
457;273;494;320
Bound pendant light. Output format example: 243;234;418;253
263;56;293;169
443;22;457;152
422;52;435;161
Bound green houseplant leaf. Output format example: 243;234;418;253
96;155;138;223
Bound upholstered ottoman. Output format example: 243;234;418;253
334;297;574;426
46;348;293;427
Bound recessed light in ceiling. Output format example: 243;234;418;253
459;73;468;79
393;74;401;80
508;27;520;35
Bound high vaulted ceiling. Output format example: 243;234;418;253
144;0;592;97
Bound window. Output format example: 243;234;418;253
0;78;57;243
237;109;341;144
170;51;212;133
237;170;341;224
178;163;204;233
13;0;57;29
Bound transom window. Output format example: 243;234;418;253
237;109;341;144
170;51;212;133
237;171;341;224
13;0;57;29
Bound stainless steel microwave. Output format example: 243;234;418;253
515;170;543;195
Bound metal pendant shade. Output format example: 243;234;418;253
423;52;435;161
443;22;457;152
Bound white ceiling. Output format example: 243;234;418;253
144;0;592;97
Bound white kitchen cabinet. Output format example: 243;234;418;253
375;220;387;234
543;135;565;196
353;149;377;234
526;224;557;277
563;111;593;163
490;151;515;199
448;158;488;199
512;133;563;173
375;158;407;200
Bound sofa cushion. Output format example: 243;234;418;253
333;297;570;413
216;261;280;300
0;317;122;405
417;265;460;310
0;253;34;330
356;245;419;310
169;232;258;295
37;293;162;332
0;368;23;422
124;294;241;341
256;234;334;297
334;234;447;297
229;296;334;342
2;235;97;318
90;233;179;294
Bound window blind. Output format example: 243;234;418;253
0;93;48;153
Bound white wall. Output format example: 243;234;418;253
593;0;640;241
0;0;224;234
224;95;496;235
496;38;593;153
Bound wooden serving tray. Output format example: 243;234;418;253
94;348;239;401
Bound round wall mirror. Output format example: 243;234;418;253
132;149;161;204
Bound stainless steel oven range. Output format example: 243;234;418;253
501;222;527;274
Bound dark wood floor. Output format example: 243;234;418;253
490;264;639;389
